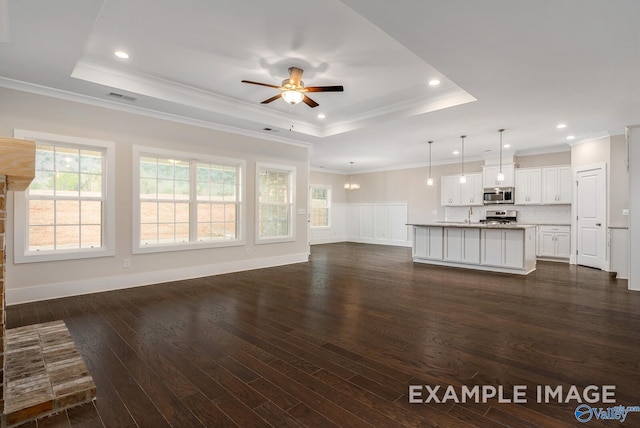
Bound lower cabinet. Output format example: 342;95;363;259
537;225;571;258
412;225;537;274
444;227;480;263
480;229;525;269
413;226;443;260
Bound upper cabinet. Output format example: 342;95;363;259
461;174;483;206
441;173;482;206
441;175;461;206
541;166;572;204
514;168;542;205
483;164;514;188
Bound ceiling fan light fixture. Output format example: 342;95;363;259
282;90;304;105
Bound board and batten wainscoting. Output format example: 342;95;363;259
309;203;347;244
347;202;411;247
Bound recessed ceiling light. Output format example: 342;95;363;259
114;50;129;59
566;135;575;140
428;79;441;86
503;144;511;148
453;150;459;155
557;123;567;129
317;113;326;119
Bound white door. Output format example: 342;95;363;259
576;167;606;269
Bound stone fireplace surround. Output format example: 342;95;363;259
0;138;96;427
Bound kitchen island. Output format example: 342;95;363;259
409;223;537;275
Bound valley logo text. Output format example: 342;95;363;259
408;384;616;404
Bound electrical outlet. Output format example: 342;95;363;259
623;208;629;216
432;210;438;215
123;258;131;268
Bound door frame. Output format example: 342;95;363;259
571;162;608;269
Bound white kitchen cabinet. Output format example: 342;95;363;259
441;175;461;206
541;166;572;204
537;225;570;258
483;164;514;188
444;227;480;263
412;225;536;274
461;173;483;206
441;173;482;206
514;168;542;205
480;228;531;269
413;226;443;260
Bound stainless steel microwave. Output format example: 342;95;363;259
483;187;515;204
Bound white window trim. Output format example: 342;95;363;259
132;145;246;254
256;162;296;244
310;184;332;229
13;129;116;263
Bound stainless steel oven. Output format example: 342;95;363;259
480;210;517;224
483;187;514;204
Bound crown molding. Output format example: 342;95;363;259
565;131;611;147
71;57;322;137
0;77;312;150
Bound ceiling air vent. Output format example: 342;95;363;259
108;92;137;102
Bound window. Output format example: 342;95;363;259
310;186;331;228
139;156;191;245
13;130;115;263
134;147;244;253
196;162;239;241
256;163;295;242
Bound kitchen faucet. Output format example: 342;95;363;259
466;206;473;223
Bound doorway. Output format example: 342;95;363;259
574;164;606;270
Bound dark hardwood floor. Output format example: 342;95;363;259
7;242;640;427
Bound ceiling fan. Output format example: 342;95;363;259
242;67;343;108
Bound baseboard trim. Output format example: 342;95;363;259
7;252;309;305
346;237;412;248
310;236;347;245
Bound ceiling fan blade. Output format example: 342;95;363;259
261;94;283;104
302;95;319;108
242;80;283;89
304;85;344;92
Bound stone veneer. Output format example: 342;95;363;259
1;176;6;415
0;174;96;427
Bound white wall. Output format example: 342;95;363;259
0;87;310;304
610;134;629;227
627;126;639;291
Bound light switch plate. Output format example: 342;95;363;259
623;208;629;216
297;208;306;215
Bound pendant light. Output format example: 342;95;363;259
497;129;505;182
344;161;360;191
459;135;467;184
426;141;434;186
